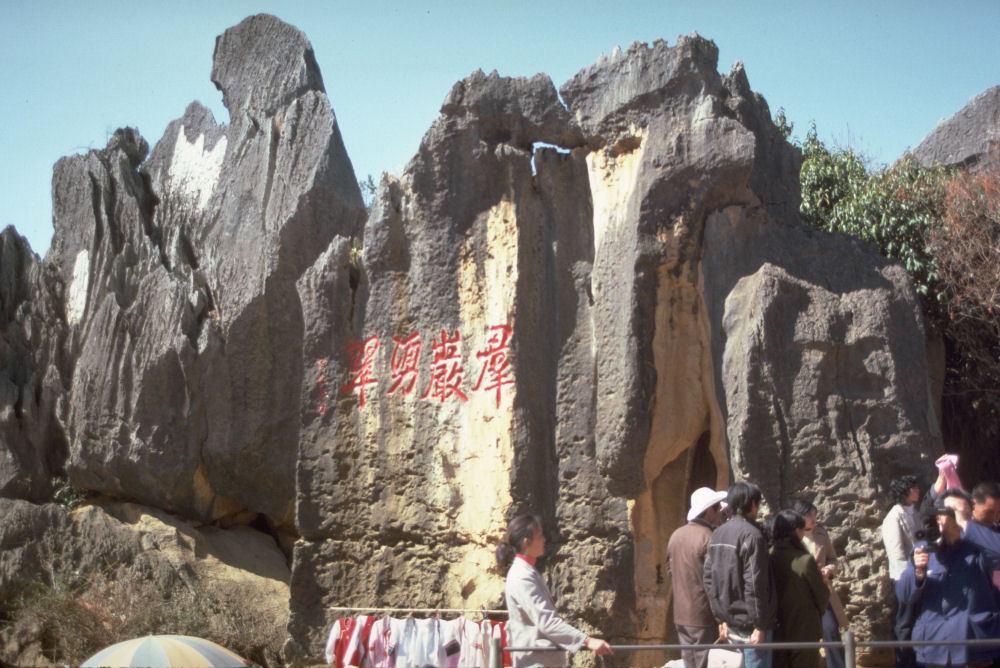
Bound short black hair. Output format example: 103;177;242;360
973;481;1000;504
941;487;972;504
935;488;972;517
889;475;919;505
792;499;817;516
727;481;763;517
771;509;806;542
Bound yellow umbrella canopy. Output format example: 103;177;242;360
81;634;247;668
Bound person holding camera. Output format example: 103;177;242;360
896;489;1000;668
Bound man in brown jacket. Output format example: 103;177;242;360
667;487;728;668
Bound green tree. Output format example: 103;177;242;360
797;123;949;309
787;112;1000;480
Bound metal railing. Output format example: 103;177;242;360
490;631;1000;667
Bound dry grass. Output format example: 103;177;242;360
1;567;285;667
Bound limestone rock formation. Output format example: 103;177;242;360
911;85;1000;171
0;15;944;667
287;35;938;663
0;228;68;502
45;15;365;525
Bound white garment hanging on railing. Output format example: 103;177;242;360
323;609;509;668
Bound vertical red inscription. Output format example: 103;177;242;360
387;331;422;396
340;336;380;409
473;324;514;408
421;330;468;403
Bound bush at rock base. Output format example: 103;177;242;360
791;115;1000;482
0;567;285;667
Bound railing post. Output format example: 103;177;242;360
490;635;502;668
844;629;856;668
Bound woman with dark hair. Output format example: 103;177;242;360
497;514;612;667
793;500;847;668
881;475;921;668
882;475;920;581
770;509;829;668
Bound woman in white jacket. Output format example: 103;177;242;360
497;514;613;668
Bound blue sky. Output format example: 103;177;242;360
2;1;998;256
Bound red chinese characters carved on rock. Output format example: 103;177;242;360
421;329;468;403
339;335;380;409
387;331;422;396
328;325;514;412
472;324;514;409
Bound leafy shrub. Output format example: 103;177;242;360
50;476;87;510
790;116;1000;458
798;124;950;309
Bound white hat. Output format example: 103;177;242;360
687;487;728;522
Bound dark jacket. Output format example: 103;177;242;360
771;537;829;645
703;515;777;633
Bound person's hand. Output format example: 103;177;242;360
943;495;972;529
749;628;763;645
913;545;930;581
933;469;946;495
821;565;835;581
585;637;613;655
718;622;728;642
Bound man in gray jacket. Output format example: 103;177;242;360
703;481;777;668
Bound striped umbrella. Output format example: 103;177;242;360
81;634;247;667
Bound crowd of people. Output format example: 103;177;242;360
882;455;1000;668
493;455;1000;668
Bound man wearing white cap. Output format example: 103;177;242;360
666;487;728;668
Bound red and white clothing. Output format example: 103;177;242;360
326;613;508;667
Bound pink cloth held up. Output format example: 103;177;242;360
935;454;962;490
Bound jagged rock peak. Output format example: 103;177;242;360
560;34;723;140
211;13;325;117
105;127;149;168
440;69;585;150
910;85;1000;172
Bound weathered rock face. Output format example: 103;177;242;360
1;15;943;667
45;14;365;525
0;228;69;501
911;85;1000;171
288;35;938;663
0;498;289;611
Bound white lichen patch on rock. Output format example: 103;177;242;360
586;127;647;257
66;249;90;326
169;125;227;211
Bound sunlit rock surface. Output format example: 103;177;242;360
910;85;1000;172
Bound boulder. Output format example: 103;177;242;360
910;85;1000;172
0;498;289;666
